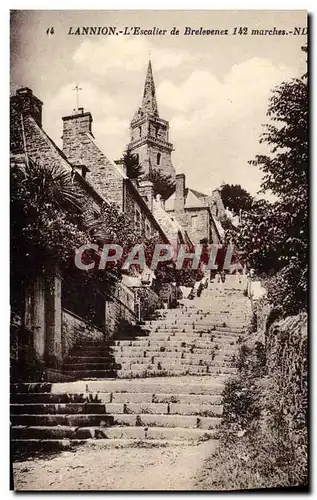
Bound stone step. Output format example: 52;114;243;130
112;351;234;360
64;359;234;371
70;349;118;358
64;363;121;371
11;392;113;404
114;339;240;348
143;324;246;333
118;363;236;374
115;355;234;366
145;321;248;327
132;335;239;344
138;330;242;338
67;356;120;364
145;327;245;334
12;379;226;395
11;401;222;417
11;426;217;442
115;346;236;355
10;438;209;457
11;403;107;415
11;392;222;406
11;414;220;433
146;317;248;323
61;370;117;379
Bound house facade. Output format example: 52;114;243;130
10;87;171;382
165;173;226;245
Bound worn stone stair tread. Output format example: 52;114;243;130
11;400;223;416
11;391;224;405
11;424;219;439
11;438;205;449
11;412;221;428
64;363;120;371
11;378;227;395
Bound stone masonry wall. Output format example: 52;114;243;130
62;309;104;360
63;125;124;210
105;282;136;337
172;207;209;244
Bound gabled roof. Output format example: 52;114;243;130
11;114;108;205
165;187;210;211
152;199;193;247
85;131;169;243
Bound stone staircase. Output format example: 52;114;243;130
11;284;252;457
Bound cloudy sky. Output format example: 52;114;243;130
11;10;307;197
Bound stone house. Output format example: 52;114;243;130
165;173;226;245
10;87;170;382
61;107;169;243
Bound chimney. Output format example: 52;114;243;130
138;180;154;212
156;193;165;210
10;87;43;127
114;158;127;177
62;108;93;163
175;173;186;212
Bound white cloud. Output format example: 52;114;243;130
73;36;192;73
43;82;131;159
157;58;298;196
43;55;300;197
158;58;296;134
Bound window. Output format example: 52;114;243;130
134;205;142;233
191;214;199;229
157;152;161;165
139;126;142;138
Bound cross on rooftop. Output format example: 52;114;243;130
73;84;82;110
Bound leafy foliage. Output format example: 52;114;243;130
10;159;89;283
122;149;143;179
147;169;175;201
200;314;308;490
226;47;307;315
221;183;253;214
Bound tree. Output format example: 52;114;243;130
220;183;253;214
147;169;175;201
245;46;307;314
122;149;143;179
10;159;89;278
225;198;283;275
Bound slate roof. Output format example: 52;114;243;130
152;198;193;248
165;187;210;211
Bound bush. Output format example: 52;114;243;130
199;311;308;490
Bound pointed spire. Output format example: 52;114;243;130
140;60;159;116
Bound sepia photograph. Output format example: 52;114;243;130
9;9;308;491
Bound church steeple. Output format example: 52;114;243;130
140;60;159;116
127;60;175;199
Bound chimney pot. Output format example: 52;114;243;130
175;173;186;212
62;110;93;160
138;180;154;212
11;87;43;127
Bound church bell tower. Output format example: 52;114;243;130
126;60;175;194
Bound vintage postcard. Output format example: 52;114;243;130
10;9;308;491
